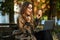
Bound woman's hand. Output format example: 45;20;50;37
36;14;41;19
26;16;31;22
36;9;42;19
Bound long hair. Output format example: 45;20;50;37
18;2;34;31
19;2;33;23
20;1;32;15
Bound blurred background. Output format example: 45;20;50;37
0;0;60;40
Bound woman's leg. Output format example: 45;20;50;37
43;30;53;40
34;31;44;40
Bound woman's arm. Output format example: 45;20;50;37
17;17;25;32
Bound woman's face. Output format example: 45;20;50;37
26;4;32;15
37;10;42;19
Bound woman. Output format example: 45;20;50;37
34;9;43;27
17;1;34;36
34;9;53;40
34;9;44;40
17;2;37;40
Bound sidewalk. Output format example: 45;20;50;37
52;33;60;40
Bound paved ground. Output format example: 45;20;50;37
52;33;60;40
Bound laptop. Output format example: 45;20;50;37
43;20;55;30
34;20;55;32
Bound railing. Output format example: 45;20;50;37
0;23;17;27
0;23;17;33
0;23;17;40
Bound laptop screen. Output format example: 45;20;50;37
43;20;55;30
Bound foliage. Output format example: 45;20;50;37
2;0;14;23
1;0;14;13
56;0;60;11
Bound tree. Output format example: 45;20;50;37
2;0;14;23
56;0;60;11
